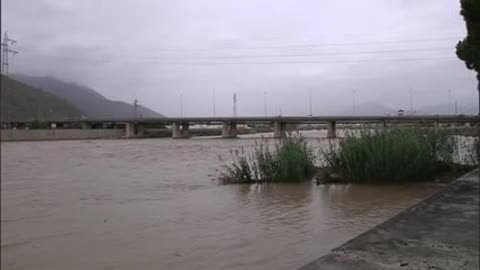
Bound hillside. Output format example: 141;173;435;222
14;74;163;119
339;102;396;116
416;103;478;115
1;75;82;122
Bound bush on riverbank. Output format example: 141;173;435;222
219;135;315;183
219;128;477;184
321;128;459;183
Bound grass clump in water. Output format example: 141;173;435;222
321;128;460;183
220;135;315;183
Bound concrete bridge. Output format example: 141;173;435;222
2;115;479;139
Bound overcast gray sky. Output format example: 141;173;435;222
2;0;478;116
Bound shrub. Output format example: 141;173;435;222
220;135;315;183
321;128;457;183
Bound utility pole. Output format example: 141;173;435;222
448;89;452;115
233;92;237;117
1;32;19;76
352;90;356;115
264;90;267;117
133;99;138;119
180;91;184;118
308;89;313;116
1;32;18;129
212;89;216;118
409;88;413;114
455;100;458;115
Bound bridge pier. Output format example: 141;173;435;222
222;121;238;138
80;122;91;129
124;122;145;138
327;121;336;138
125;122;136;138
136;124;145;137
273;121;286;138
172;122;190;138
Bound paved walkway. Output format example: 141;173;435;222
299;169;479;270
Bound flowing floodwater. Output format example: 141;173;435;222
1;132;445;270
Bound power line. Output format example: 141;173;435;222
22;46;454;62
14;52;457;66
109;36;463;52
134;56;457;65
218;37;463;51
144;47;452;61
11;37;460;67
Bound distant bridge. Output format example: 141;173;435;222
2;115;479;139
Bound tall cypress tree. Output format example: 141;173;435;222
456;0;480;115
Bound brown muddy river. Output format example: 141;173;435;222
1;132;443;270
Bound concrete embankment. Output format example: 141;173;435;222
299;169;479;270
1;129;124;141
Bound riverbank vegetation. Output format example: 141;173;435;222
219;135;315;183
219;128;478;184
321;129;469;183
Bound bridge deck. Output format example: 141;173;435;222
2;115;479;126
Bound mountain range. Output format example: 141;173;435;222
1;75;82;122
338;101;478;116
2;74;476;122
13;74;163;119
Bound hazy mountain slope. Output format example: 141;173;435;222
338;102;396;116
416;103;478;115
338;101;478;116
14;74;163;119
1;75;82;122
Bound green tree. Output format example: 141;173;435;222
456;0;480;115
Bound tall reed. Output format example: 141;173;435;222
220;135;315;183
322;128;457;183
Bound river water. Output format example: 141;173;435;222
1;132;444;270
